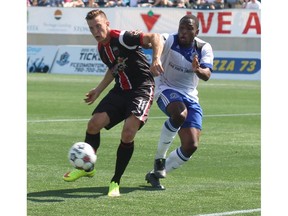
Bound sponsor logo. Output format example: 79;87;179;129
57;52;70;66
54;9;62;20
141;10;160;32
213;57;261;74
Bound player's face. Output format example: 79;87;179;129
87;15;110;44
178;18;199;47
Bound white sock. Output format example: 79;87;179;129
155;118;179;159
166;147;190;173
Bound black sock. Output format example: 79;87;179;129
85;132;100;153
111;140;134;185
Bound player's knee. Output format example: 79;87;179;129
121;128;137;143
87;119;101;134
87;113;109;133
171;109;187;127
182;142;198;157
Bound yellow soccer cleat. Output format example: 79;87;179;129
63;169;96;182
108;181;120;197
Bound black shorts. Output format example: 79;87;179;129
92;86;154;130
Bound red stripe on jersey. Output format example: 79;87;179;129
118;71;132;90
104;44;115;64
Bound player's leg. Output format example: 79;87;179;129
108;114;140;197
146;127;199;190
109;87;153;196
147;99;202;189
85;112;110;153
165;100;202;173
64;90;118;182
165;127;200;172
153;90;187;178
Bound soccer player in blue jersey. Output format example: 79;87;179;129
145;14;214;189
63;9;164;197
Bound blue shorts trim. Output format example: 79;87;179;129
157;89;203;130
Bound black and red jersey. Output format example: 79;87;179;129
98;29;154;91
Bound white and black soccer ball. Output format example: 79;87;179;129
68;142;97;170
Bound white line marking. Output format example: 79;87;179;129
195;208;261;216
205;113;260;117
28;119;88;123
27;113;260;123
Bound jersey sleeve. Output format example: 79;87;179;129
119;30;143;50
200;43;214;72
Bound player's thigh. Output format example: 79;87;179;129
157;89;186;116
121;115;142;143
166;101;187;118
88;112;110;132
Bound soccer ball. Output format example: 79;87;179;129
68;142;97;170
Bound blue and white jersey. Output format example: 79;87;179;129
155;33;214;103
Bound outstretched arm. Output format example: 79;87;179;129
142;33;164;76
84;69;114;105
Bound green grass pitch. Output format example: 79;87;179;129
27;73;260;216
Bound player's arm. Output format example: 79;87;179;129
84;69;114;105
142;33;164;76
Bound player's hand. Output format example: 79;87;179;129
150;58;164;77
84;88;99;105
192;54;200;73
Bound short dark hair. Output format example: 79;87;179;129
179;15;199;29
85;9;107;21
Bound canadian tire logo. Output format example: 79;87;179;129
141;10;160;32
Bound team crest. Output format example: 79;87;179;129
57;52;70;66
112;57;128;76
170;92;180;99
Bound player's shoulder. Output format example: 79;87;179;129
194;37;207;46
194;37;212;50
110;29;122;38
161;33;177;41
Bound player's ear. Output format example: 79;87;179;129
106;21;110;27
195;29;199;36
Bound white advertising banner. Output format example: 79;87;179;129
51;45;107;75
27;45;58;73
27;7;261;38
27;45;260;80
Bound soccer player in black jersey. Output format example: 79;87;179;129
63;9;164;197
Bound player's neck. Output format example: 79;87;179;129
100;30;111;45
